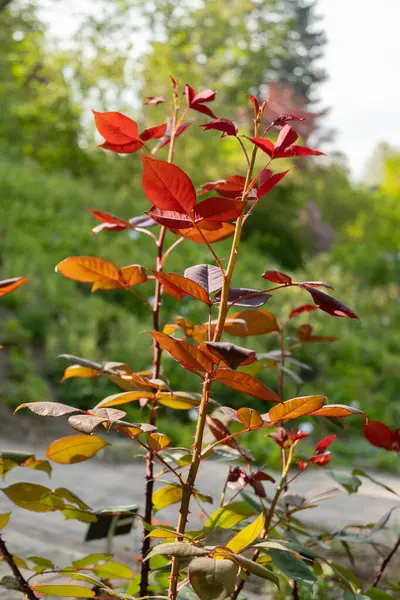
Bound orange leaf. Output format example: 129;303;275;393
148;433;171;452
56;256;119;284
268;396;326;422
119;265;148;286
224;309;278;336
214;370;280;402
173;222;235;244
150;332;213;375
0;277;30;297
236;407;264;429
310;404;363;418
151;271;211;305
141;155;196;213
62;365;101;381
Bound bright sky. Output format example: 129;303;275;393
41;0;400;180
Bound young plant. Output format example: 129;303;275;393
1;77;397;600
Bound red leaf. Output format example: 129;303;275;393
93;111;140;144
249;95;260;115
310;453;333;466
301;281;334;290
249;137;274;157
201;118;237;137
140;123;167;142
274;145;325;159
363;420;393;450
99;140;143;154
257;169;290;199
184;84;196;106
193;88;217;104
262;269;292;284
156;119;194;151
185;84;217;118
150;332;213;375
304;286;359;319
141;155;196;213
274;125;299;153
272;114;307;127
146;207;193;229
315;434;336;452
289;304;318;319
206;416;254;462
145;96;165;105
89;210;132;235
172;222;235;244
195;197;245;222
189;104;217;118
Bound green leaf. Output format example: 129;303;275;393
0;513;10;531
331;563;361;593
352;469;400;498
226;512;264;554
32;585;95;597
62;508;97;523
152;484;183;511
269;549;317;588
365;589;396;599
234;554;279;587
145;542;208;561
204;502;256;531
189;557;239;600
72;554;112;569
2;483;64;512
0;575;19;591
28;556;54;570
329;470;362;494
54;488;91;510
93;560;133;580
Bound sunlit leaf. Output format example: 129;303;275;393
152;485;183;511
204;502;256;530
15;402;80;418
150;332;213;374
151;271;211;305
141;155;196;213
0;277;30;297
227;512;264;554
95;391;155;408
146;542;208;560
200;342;256;370
46;435;109;464
224;309;278;336
0;513;10;531
72;554;112;569
236;408;264;429
261;269;292;284
148;433;171;452
189;557;239;600
172;222;235;244
2;483;62;513
62;364;101;381
33;584;95;598
310;404;363;418
56;256;119;284
157;392;201;410
93;110;139;144
268;396;326;421
93;561;133;580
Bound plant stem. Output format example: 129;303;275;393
168;137;260;600
140;95;180;596
372;532;400;587
0;536;38;600
231;445;294;600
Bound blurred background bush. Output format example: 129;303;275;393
1;0;399;470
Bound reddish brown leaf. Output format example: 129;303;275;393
185;84;217;118
156;119;194;151
257;170;290;199
206;416;254;461
200;342;256;370
296;324;313;341
195;197;245;222
214;369;280;402
200;118;237;137
224;309;278;336
274;145;324;159
89;210;132;235
315;434;336;452
199;175;247;199
119;265;148;287
303;286;359;319
268;396;326;421
150;332;213;374
271;114;307;127
309;404;363;418
0;277;30;297
15;402;81;417
146;207;193;229
289;304;318;319
214;288;271;308
140;123;167;142
151;271;211;305
141;155;196;213
249;95;260;115
261;269;292;284
274;125;299;153
184;264;223;294
93;111;140;144
363;419;393;450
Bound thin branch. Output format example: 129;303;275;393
372;533;400;587
193;223;225;275
237;137;251;167
0;536;38;600
161;236;184;266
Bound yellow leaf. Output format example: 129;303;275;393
268;396;326;422
93;560;133;579
227;512;264;554
152;485;183;511
0;513;10;531
236;407;264;429
56;256;119;283
62;365;100;381
147;528;177;539
46;435;109;464
157;392;201;410
224;309;278;336
32;585;95;598
148;433;171;452
96;391;154;408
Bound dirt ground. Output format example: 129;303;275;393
1;408;400;598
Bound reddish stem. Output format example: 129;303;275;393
0;536;38;600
